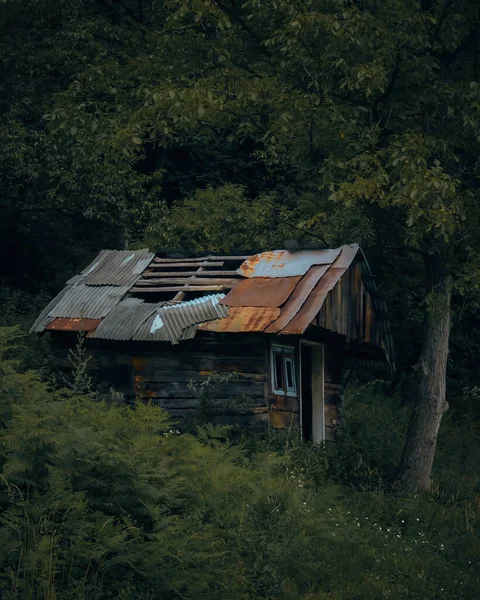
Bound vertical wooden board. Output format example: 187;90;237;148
359;281;365;342
325;426;337;442
325;403;340;429
270;408;298;429
365;292;372;343
270;395;299;412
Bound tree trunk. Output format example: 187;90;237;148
395;252;452;493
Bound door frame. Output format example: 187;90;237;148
299;340;325;444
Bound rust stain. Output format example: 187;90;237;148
264;264;330;334
270;395;298;412
46;318;101;332
198;306;280;332
133;357;147;371
220;276;301;308
266;245;360;335
270;408;297;429
280;268;347;335
237;250;287;277
199;370;213;375
324;404;339;427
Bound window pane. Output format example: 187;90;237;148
285;359;293;388
274;352;283;390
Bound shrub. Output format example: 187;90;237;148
0;328;479;599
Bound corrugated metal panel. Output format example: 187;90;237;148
48;285;128;319
90;298;155;341
220;276;301;307
30;286;71;333
92;294;228;344
83;249;154;286
266;245;360;335
264;265;330;333
237;248;340;278
46;318;101;332
281;267;346;335
199;307;280;333
133;294;229;343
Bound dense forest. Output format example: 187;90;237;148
1;0;480;598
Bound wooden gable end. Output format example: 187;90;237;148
317;259;384;351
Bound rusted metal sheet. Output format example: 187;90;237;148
281;267;346;335
152;255;248;263
30;286;71;333
220;276;301;308
130;285;226;293
264;265;330;333
265;245;361;336
238;248;340;278
134;277;239;286
46;318;101;332
142;270;239;277
199;306;280;333
329;244;359;269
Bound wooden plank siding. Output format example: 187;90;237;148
324;343;346;442
48;331;345;440
317;260;380;349
131;334;269;427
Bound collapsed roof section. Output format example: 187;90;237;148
31;245;394;369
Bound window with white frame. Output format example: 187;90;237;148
271;345;297;396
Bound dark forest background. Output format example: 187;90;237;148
1;1;480;598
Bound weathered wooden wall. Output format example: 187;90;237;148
49;332;269;429
49;330;346;440
132;333;269;427
323;342;346;442
317;260;381;349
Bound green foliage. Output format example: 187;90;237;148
0;328;479;599
144;184;295;253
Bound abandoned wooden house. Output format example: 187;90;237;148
31;244;394;442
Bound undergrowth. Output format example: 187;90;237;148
0;328;478;599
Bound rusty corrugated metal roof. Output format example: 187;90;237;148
90;294;229;344
237;248;340;278
46;318;101;332
199;306;280;333
263;264;331;333
30;243;394;369
219;276;301;308
274;246;360;335
30;285;128;333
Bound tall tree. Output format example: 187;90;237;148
6;0;480;491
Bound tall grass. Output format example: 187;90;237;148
0;329;478;599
